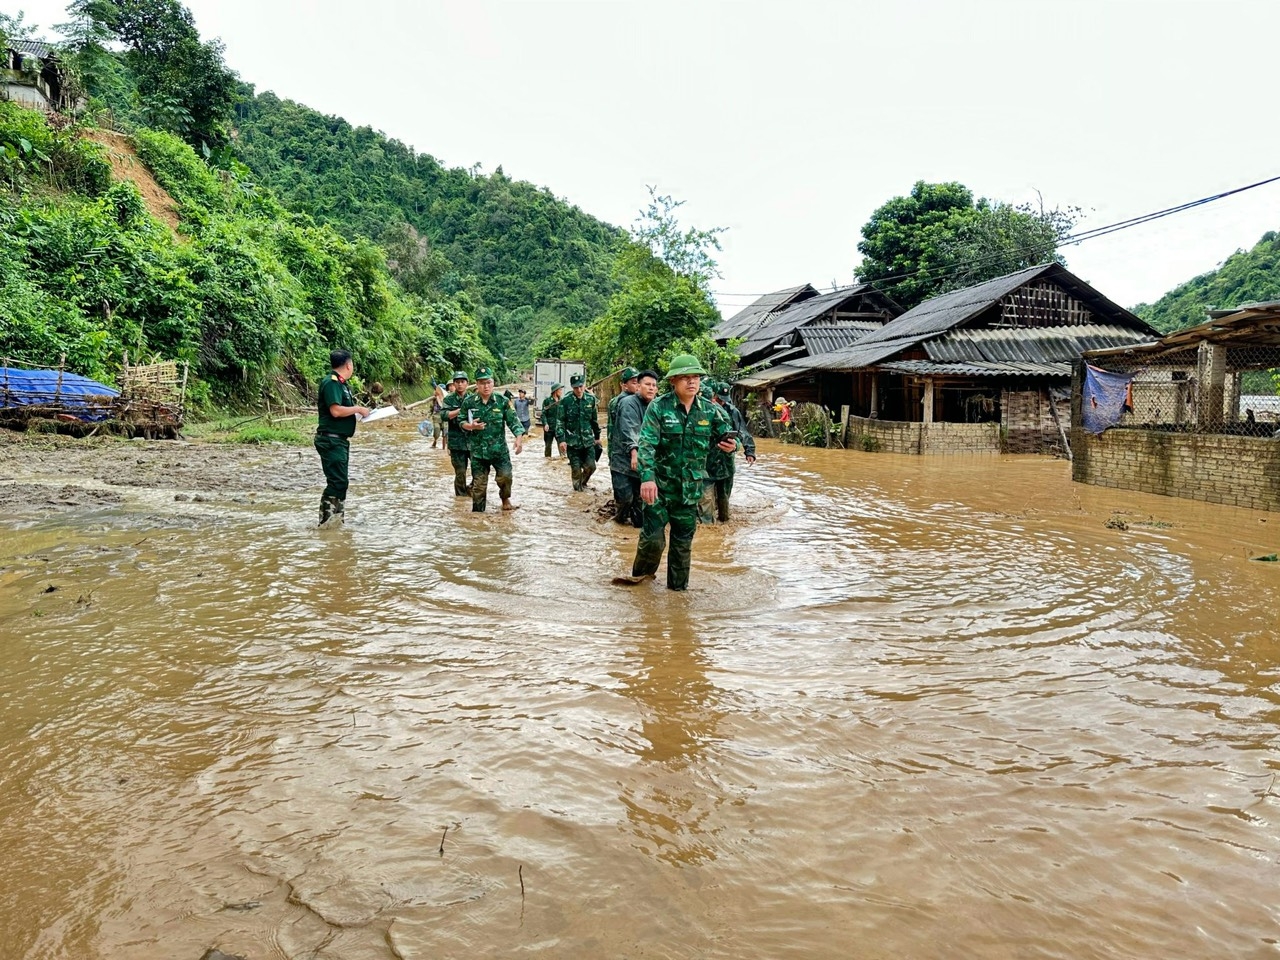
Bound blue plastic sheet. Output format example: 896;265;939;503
0;366;119;421
1081;364;1133;435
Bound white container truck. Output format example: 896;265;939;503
533;358;586;422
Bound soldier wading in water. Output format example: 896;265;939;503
440;371;472;496
313;349;371;525
459;366;526;512
627;355;737;590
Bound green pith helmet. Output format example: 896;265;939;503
570;374;585;387
474;366;494;382
620;366;639;383
551;381;563;391
452;370;468;382
715;380;733;397
665;354;707;378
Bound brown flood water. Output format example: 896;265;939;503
1;424;1278;959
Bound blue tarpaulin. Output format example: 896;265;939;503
0;366;119;421
1081;364;1134;435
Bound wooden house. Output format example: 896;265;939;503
747;263;1157;454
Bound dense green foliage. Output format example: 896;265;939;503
62;0;240;148
231;92;625;365
0;102;491;402
1133;231;1280;333
536;196;729;381
855;181;1078;310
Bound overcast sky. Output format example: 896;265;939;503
15;0;1280;317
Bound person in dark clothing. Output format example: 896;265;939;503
313;349;370;525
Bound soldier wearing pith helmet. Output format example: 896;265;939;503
557;373;600;491
459;366;526;512
607;366;641;519
628;354;736;590
441;370;472;496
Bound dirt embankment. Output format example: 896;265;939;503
81;128;182;236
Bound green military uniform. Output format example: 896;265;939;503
632;358;733;590
542;385;562;458
314;370;358;523
442;373;471;496
700;385;755;523
460;371;526;512
558;379;600;491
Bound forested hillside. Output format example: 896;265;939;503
232;92;625;363
1133;231;1280;332
0;100;492;402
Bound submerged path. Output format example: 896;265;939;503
1;424;1277;959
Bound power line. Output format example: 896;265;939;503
710;173;1280;300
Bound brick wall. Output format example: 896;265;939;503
845;416;1002;455
1072;428;1280;512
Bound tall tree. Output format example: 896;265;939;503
855;181;1078;310
66;0;238;146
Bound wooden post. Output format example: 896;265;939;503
922;378;935;424
869;376;878;419
56;353;65;402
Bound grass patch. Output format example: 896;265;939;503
185;414;314;445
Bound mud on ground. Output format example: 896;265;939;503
0;431;313;517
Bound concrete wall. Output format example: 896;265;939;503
845;415;1002;455
1072;428;1280;512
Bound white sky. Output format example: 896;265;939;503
15;0;1280;317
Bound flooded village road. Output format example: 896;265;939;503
1;424;1278;959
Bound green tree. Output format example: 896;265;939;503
631;185;726;290
855;181;1078;309
66;0;238;146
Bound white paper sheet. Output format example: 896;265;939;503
358;405;398;424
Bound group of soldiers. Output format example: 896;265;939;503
315;350;756;590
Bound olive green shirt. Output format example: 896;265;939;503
557;390;599;449
442;391;470;452
637;392;733;505
541;394;561;431
317;373;357;437
706;403;753;481
459;392;525;460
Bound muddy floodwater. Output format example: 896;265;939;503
1;423;1278;959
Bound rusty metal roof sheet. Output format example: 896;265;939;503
926;324;1149;364
880;359;1072;377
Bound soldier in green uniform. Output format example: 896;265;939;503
557;373;600;491
459;366;526;512
542;381;563;458
630;355;736;590
700;381;757;523
441;371;472;496
313;349;371;525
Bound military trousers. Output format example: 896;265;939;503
314;433;350;502
566;444;597;491
632;499;699;590
611;470;642;527
471;452;513;513
698;475;734;524
449;449;471;496
543;428;556;458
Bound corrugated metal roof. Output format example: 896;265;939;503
926;324;1149;364
880;359;1071;377
11;40;54;59
736;285;894;358
791;263;1153;373
713;284;818;341
733;363;813;389
800;321;882;355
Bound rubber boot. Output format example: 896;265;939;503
328;496;345;524
318;496;332;526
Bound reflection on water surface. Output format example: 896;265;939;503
1;431;1278;958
